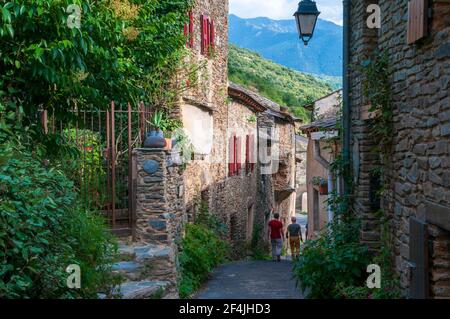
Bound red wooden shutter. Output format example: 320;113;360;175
210;19;215;50
245;135;250;173
200;14;205;54
203;16;208;55
250;134;255;172
407;0;428;44
189;11;194;47
228;135;235;177
236;137;242;175
184;18;188;48
206;18;211;55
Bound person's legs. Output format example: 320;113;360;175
276;239;282;261
289;237;298;258
292;237;300;259
271;239;277;261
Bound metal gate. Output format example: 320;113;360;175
41;102;152;236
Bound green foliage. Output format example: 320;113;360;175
0;0;193;122
360;52;393;158
179;224;229;298
359;52;401;299
293;220;370;299
0;102;117;298
248;224;271;261
179;203;229;298
228;45;334;122
311;176;327;186
59;128;107;208
149;110;164;131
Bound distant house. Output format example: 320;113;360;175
228;82;300;242
300;90;342;238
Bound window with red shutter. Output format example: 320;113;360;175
236;137;242;175
245;135;250;174
200;14;205;54
206;18;211;55
184;11;194;48
189;11;194;48
228;135;235;177
199;15;215;57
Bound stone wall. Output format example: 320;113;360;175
349;0;450;297
134;149;185;286
348;0;381;249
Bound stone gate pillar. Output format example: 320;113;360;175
133;148;185;289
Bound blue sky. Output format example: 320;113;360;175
229;0;343;26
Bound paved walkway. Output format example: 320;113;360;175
195;260;303;299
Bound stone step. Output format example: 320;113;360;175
115;280;171;299
115;244;172;281
134;244;170;261
118;243;171;262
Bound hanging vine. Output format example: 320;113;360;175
360;51;400;298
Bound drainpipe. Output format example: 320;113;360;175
342;0;351;197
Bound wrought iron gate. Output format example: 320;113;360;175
41;102;152;236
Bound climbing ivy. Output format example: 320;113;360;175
359;52;401;298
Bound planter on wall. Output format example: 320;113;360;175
144;130;167;148
164;138;172;150
319;184;328;195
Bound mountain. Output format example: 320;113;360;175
229;14;343;81
228;45;333;122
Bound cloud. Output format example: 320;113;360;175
229;0;343;25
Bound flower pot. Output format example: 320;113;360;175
164;138;172;150
319;184;328;195
144;130;167;148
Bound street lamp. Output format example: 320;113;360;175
294;0;321;46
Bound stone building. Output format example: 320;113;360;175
347;0;450;298
300;90;342;237
228;83;299;245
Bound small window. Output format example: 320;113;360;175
200;14;215;56
228;134;235;176
407;0;429;44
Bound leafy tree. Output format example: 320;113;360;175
0;0;192;123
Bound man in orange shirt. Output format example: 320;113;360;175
268;212;284;262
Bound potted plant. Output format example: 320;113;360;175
312;176;328;195
144;110;167;148
161;117;182;150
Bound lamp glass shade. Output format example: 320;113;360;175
294;0;320;45
295;13;318;36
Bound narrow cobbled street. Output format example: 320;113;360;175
195;260;303;299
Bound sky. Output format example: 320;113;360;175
229;0;343;26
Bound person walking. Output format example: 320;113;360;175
286;216;303;260
268;212;284;262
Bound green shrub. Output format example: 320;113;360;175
292;220;370;299
248;224;271;261
179;223;229;298
0;104;118;298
